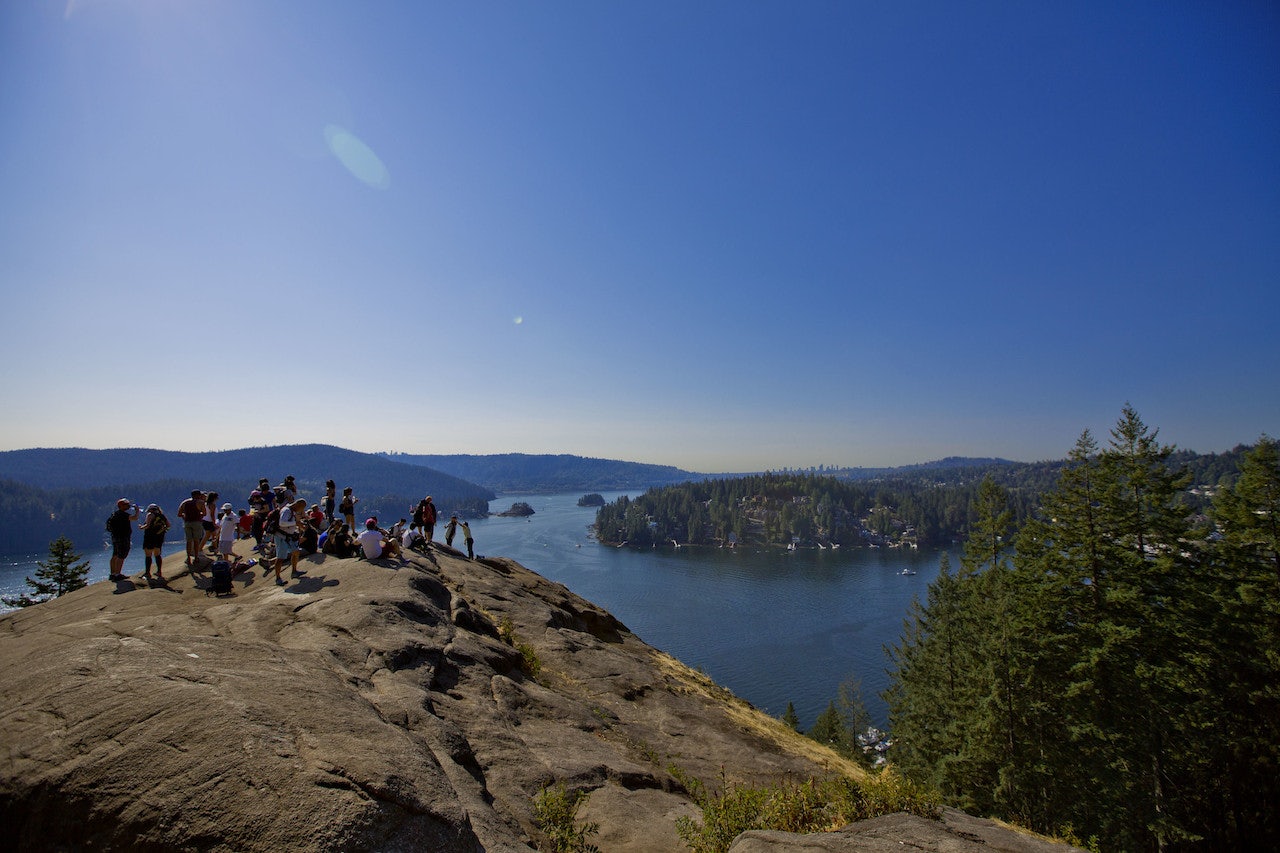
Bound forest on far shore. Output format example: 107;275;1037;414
593;442;1250;550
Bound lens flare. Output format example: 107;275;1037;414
323;124;390;190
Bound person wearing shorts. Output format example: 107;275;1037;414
107;498;139;581
272;498;307;585
140;503;170;583
177;490;207;567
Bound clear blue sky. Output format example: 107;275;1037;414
2;1;1276;472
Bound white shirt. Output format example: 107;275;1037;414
358;528;385;559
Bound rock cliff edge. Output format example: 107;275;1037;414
0;545;1077;852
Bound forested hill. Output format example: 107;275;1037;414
0;446;495;554
595;445;1258;550
381;452;697;492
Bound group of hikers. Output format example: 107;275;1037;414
104;475;476;587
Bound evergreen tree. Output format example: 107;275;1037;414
806;701;854;756
3;536;91;608
781;702;799;731
888;409;1231;848
1202;436;1280;847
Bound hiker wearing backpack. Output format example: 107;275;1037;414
139;503;170;585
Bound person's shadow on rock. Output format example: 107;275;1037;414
284;576;339;594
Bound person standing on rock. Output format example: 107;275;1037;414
177;490;207;567
444;514;458;548
217;503;238;561
106;498;139;581
139;503;170;584
422;496;437;544
459;519;474;559
199;491;221;554
272;498;307;585
339;487;358;531
323;479;337;524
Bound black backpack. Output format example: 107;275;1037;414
207;560;234;597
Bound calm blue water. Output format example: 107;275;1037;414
1;491;950;730
475;493;951;730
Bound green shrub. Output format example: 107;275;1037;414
517;642;542;678
533;784;600;853
673;767;941;853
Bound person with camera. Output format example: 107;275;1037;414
106;498;140;581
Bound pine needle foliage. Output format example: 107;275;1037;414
3;535;90;608
885;410;1280;849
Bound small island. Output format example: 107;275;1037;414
495;501;535;517
577;493;605;507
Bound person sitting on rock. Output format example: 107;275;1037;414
358;518;401;561
322;520;354;558
401;523;427;554
298;519;320;556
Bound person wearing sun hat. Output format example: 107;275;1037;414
217;502;239;561
106;498;139;581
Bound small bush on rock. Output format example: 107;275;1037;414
533;784;600;853
673;767;941;853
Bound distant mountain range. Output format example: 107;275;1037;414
381;453;698;493
1;443;1248;556
0;446;495;555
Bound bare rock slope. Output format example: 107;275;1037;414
1;545;1079;852
0;544;858;851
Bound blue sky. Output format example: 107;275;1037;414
1;1;1276;472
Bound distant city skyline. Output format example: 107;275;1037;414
1;2;1276;472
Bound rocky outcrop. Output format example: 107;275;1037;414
0;544;862;851
729;809;1081;852
0;544;1083;852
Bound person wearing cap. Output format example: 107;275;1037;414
271;498;308;584
139;503;171;584
357;518;401;561
217;502;239;561
444;514;459;548
106;498;140;581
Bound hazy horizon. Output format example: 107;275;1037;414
0;438;1254;479
2;2;1276;471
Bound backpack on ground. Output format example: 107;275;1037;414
207;560;234;597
